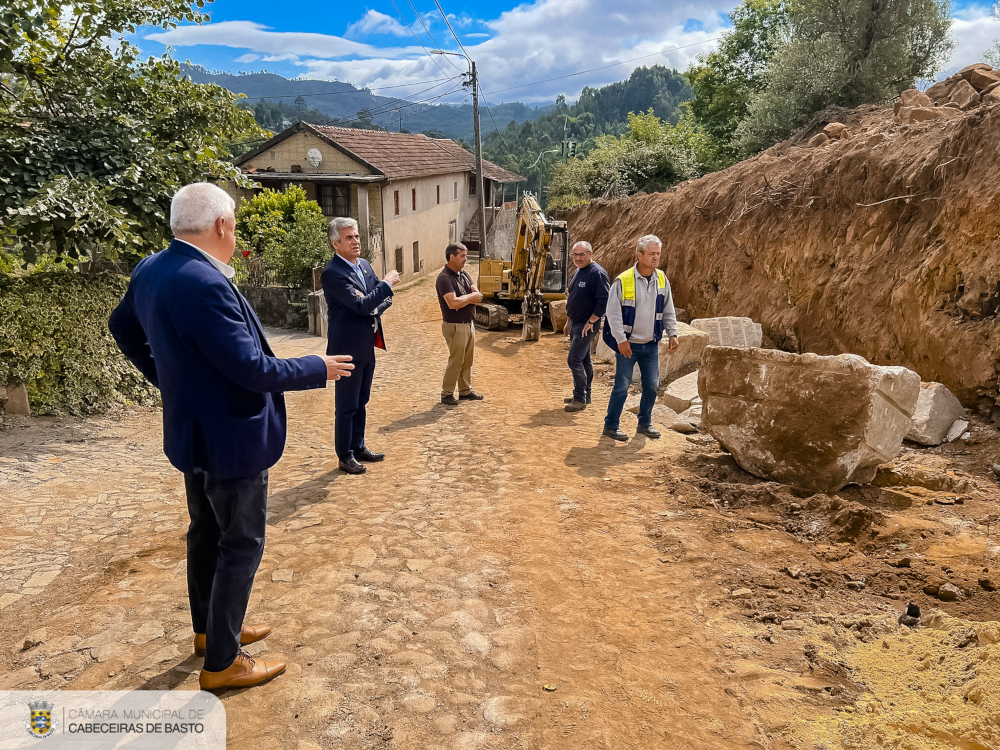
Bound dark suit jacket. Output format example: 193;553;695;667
321;255;393;363
109;240;328;480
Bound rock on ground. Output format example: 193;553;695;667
660;322;709;378
906;382;966;446
699;347;920;493
548;300;568;334
661;371;700;413
690;317;762;348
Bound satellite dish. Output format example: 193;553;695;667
306;148;323;168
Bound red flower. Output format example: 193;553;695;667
241;250;251;258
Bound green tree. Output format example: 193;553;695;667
686;0;791;164
483;65;692;205
736;0;955;154
983;1;1000;67
234;186;329;290
547;110;706;210
0;0;263;266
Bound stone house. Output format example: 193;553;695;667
229;122;525;283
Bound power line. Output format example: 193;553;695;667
432;0;470;59
405;0;462;72
389;0;453;78
484;37;720;97
238;77;456;101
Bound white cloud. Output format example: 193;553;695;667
945;6;1000;74
234;53;260;63
346;9;409;38
145;20;419;60
261;52;300;62
299;0;730;102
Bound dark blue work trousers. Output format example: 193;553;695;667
184;468;268;672
334;356;376;461
568;320;597;403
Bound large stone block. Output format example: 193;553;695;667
548;300;568;334
661;371;701;413
690;317;762;348
308;291;328;339
1;381;30;416
906;382;966;446
660;322;710;377
699;348;920;493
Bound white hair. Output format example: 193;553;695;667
636;234;662;255
572;240;593;253
170;183;235;235
328;217;359;243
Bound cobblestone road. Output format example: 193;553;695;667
0;276;759;749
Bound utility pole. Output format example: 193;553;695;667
431;49;487;257
471;60;487;259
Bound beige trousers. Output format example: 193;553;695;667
442;321;475;396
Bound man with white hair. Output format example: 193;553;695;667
601;234;679;442
321;217;400;474
109;182;354;691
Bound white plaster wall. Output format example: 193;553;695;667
381;172;467;281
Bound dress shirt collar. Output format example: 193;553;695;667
175;238;236;280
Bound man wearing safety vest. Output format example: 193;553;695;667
601;234;679;441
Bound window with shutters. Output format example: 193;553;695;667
318;185;351;217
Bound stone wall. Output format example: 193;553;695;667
242;286;309;330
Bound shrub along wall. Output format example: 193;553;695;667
0;272;158;415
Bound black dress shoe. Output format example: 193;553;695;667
602;428;629;442
636;424;661;439
355;447;385;462
338;457;367;474
459;390;484;401
441;394;459;405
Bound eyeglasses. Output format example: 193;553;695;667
570;252;590;258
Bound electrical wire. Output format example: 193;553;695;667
405;0;462;72
389;0;453;78
238;77;456;101
431;0;471;60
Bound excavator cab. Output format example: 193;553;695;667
542;227;569;294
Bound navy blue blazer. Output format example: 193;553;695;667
109;240;328;480
321;255;393;363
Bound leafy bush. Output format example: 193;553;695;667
0;271;158;414
547;110;714;210
234;186;330;289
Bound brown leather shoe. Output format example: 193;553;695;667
194;624;271;657
199;650;286;691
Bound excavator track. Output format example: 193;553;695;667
473;303;509;331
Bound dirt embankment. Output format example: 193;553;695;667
566;102;1000;416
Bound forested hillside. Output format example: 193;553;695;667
183;66;548;142
482;66;691;201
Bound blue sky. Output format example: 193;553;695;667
136;0;1000;104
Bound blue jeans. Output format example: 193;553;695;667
568;320;597;403
604;340;659;431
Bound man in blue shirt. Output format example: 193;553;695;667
563;241;610;412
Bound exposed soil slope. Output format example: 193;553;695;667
566;102;1000;414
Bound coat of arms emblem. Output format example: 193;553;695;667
24;700;58;739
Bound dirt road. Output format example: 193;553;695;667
3;275;1000;750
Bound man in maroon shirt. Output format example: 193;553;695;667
435;243;485;405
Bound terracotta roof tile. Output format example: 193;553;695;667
308;124;524;183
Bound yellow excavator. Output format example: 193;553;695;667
474;193;569;340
